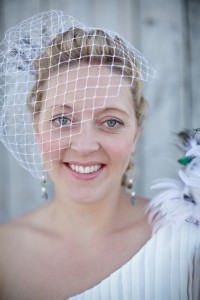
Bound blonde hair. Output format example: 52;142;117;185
28;28;147;127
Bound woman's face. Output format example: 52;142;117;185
36;64;139;203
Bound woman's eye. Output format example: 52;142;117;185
52;116;71;127
106;119;118;127
102;118;124;130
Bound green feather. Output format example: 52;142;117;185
178;156;194;166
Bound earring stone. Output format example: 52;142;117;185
41;174;48;200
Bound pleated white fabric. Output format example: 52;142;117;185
67;222;200;300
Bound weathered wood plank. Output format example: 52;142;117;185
188;0;200;129
2;0;40;29
0;0;11;222
0;144;12;222
136;0;191;197
0;0;45;222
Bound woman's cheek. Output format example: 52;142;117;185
109;137;133;165
39;132;61;162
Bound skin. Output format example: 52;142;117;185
0;65;152;300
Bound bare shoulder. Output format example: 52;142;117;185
0;201;53;263
0;219;27;291
0;202;54;298
0;220;27;256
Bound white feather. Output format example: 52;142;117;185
147;131;200;233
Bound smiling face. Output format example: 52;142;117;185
35;64;139;203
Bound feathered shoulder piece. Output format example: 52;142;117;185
147;128;200;233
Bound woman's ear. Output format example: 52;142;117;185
131;127;141;153
32;114;41;141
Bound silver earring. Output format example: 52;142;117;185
41;173;48;200
126;177;136;205
125;153;137;205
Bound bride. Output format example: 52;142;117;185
0;10;199;300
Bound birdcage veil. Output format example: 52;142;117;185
0;10;156;178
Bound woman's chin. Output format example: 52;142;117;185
58;192;102;205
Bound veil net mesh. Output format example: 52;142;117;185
0;10;156;178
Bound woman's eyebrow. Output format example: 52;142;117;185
48;105;130;117
49;104;73;110
97;107;130;117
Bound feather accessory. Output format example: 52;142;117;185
147;129;200;233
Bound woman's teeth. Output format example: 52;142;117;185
69;164;102;174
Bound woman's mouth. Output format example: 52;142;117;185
68;164;102;174
64;162;105;180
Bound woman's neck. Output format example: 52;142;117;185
48;186;128;241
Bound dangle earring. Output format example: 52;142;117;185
125;154;137;205
127;177;137;205
41;173;48;200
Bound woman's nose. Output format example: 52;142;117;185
70;122;100;155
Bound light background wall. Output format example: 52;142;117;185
0;0;199;222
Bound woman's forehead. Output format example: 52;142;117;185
47;64;127;91
43;65;133;111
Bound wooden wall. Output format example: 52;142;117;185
0;0;199;222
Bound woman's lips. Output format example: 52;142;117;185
69;163;102;174
63;162;105;180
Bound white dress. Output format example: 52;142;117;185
68;221;200;300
